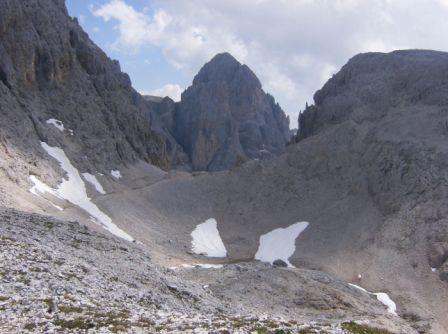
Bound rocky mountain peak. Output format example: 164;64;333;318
192;52;261;89
169;53;290;171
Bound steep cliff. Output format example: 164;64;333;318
171;53;290;171
0;0;177;192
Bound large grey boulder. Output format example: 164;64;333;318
172;53;290;171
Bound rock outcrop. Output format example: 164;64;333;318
170;53;290;171
0;0;180;188
295;50;448;142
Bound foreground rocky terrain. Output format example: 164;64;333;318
0;208;415;333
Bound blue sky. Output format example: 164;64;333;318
66;0;448;128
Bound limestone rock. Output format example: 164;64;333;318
172;53;290;171
428;242;448;268
0;0;181;181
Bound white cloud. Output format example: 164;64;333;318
142;84;183;102
93;0;448;127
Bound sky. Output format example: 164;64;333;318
66;0;448;128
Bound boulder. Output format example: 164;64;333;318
273;259;288;267
428;242;448;268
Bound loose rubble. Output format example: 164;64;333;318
0;208;413;333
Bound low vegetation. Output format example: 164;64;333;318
342;322;394;334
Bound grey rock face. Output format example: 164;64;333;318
172;53;290;171
428;242;448;268
144;96;191;168
295;50;448;142
0;0;180;183
440;263;448;282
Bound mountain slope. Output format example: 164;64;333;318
0;0;178;186
0;208;416;333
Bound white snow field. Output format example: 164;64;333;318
29;142;133;241
255;222;309;267
191;218;227;257
111;170;122;179
46;118;65;132
82;173;106;194
349;283;397;316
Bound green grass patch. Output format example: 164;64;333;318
342;322;394;334
53;319;95;330
59;305;83;314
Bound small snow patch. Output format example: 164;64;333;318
169;263;224;270
349;283;369;293
191;218;227;257
111;170;122;179
374;292;397;316
82;173;106;194
255;222;309;267
349;283;397;316
46;118;65;132
196;264;223;269
29;176;63;211
30;142;133;242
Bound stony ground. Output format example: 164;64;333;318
0;208;416;333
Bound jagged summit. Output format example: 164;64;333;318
171;52;290;171
192;52;261;88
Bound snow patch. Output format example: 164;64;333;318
30;142;133;242
255;222;309;267
46;118;65;132
169;263;224;270
82;173;106;194
196;264;223;269
349;283;397;316
374;292;397;316
111;170;122;179
348;283;369;293
191;218;227;257
29;175;64;211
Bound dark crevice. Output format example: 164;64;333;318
27;114;45;142
35;50;54;85
0;66;11;89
